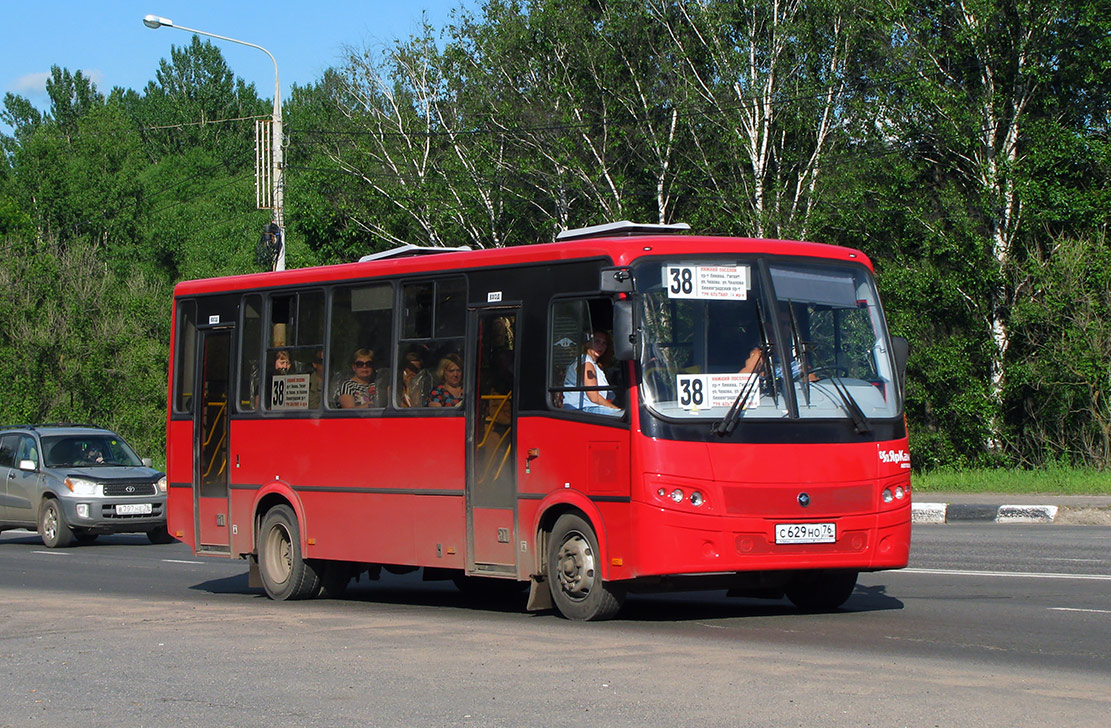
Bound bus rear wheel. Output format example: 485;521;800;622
784;570;858;611
258;505;320;600
547;514;624;621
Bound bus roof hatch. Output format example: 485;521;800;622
358;243;472;263
555;220;690;241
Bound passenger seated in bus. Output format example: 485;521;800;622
399;350;433;407
308;350;324;408
337;348;376;408
273;349;292;374
427;354;464;407
563;330;622;416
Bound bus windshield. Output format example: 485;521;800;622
636;257;901;423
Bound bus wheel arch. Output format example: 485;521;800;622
540;509;625;621
255;501;321;601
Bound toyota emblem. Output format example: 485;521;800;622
797;492;811;507
125;485;136;494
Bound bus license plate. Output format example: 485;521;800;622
116;503;153;516
775;523;836;544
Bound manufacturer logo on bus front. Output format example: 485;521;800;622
879;449;911;468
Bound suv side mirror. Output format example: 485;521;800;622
18;459;37;472
613;299;635;361
142;457;154;468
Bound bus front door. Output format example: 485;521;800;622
466;309;519;575
194;329;232;554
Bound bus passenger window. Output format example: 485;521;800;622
173;300;197;414
329;284;393;409
398;277;466;408
266;290;325;411
238;295;262;412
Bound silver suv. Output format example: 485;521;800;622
0;425;170;547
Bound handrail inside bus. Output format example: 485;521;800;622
477;393;513;483
202;400;227;480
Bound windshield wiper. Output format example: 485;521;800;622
711;361;765;436
713;300;776;437
810;368;871;434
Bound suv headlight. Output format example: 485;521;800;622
156;476;168;493
65;477;100;496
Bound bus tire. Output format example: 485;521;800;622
39;499;74;548
785;570;858;611
257;505;320;601
547;514;624;621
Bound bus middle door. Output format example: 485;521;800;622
193;323;234;555
466;308;519;576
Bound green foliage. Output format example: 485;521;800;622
914;465;1111;495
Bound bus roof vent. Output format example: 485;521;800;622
358;243;472;263
555;220;690;241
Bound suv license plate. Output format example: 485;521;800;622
116;503;153;516
775;522;836;544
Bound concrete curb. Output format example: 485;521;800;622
912;502;1059;524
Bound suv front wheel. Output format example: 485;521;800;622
39;499;74;548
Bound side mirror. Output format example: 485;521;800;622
18;459;37;472
613;299;635;361
891;336;909;392
142;457;154;468
600;267;634;293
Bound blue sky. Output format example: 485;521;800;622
2;0;475;131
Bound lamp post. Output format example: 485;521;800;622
143;14;286;271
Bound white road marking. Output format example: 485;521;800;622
31;550;70;556
162;559;205;564
1048;607;1111;614
904;567;1111;581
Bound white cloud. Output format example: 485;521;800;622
11;71;51;97
9;68;107;98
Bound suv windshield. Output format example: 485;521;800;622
41;434;144;468
637;257;900;423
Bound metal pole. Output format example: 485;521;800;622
143;15;285;271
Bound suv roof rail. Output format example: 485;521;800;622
0;423;105;432
555;220;691;241
358;243;472;263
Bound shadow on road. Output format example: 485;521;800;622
185;568;904;622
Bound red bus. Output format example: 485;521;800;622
166;222;911;620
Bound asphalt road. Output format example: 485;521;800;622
1;524;1109;727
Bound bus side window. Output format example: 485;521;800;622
329;284;394;409
173;300;197;414
266;290;325;412
399;277;466;408
238;295;263;412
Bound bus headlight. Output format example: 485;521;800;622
689;491;705;507
882;488;894;504
670;488;684;503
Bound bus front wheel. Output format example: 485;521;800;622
547;514;624;621
257;505;320;600
784;570;858;611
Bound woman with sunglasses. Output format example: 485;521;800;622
337;348;376;409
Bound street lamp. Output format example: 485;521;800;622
143;14;286;271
